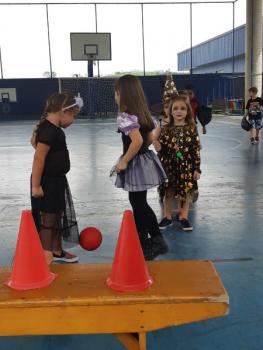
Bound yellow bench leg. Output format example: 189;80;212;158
114;332;146;350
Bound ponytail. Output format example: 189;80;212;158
30;110;48;149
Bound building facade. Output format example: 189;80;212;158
178;25;246;74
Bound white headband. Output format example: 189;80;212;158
62;96;84;111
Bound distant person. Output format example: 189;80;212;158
112;74;168;260
30;93;83;264
185;85;201;126
154;74;178;140
245;87;263;144
185;85;212;135
153;75;178;202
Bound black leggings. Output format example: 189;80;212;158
128;191;160;238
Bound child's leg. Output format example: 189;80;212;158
251;127;256;139
179;195;190;220
164;187;175;220
40;212;58;265
177;195;193;231
177;197;183;218
52;213;63;255
129;191;168;259
129;191;160;237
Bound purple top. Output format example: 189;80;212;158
117;112;158;135
117;112;140;135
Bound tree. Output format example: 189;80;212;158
43;71;57;78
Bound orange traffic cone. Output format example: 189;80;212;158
5;210;56;290
107;210;153;292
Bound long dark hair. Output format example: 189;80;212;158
167;95;195;129
31;92;78;147
115;75;154;130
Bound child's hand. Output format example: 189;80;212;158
194;171;201;181
116;158;128;173
153;140;161;152
32;186;44;198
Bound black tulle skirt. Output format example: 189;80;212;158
31;175;79;246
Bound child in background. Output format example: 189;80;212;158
153;95;201;231
31;93;83;264
154;74;178;139
185;85;200;124
245;86;263;144
113;74;168;260
154;75;178;202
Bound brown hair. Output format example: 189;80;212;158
167;95;195;129
115;75;154;130
248;86;258;94
31;92;79;148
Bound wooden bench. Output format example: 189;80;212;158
0;260;229;350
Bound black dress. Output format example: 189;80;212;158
31;119;79;245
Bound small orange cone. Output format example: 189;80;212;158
5;210;56;290
107;210;153;292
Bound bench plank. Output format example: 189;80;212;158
0;260;229;336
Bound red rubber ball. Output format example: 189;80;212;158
79;227;102;251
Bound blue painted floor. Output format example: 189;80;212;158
0;115;263;349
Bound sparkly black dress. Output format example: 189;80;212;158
159;124;201;202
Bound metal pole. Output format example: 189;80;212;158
95;3;100;77
190;3;193;74
251;0;262;96
232;1;235;73
46;4;53;78
141;3;146;76
0;46;3;79
245;0;263;100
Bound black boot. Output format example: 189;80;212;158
139;231;153;261
151;235;168;259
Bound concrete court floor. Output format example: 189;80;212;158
0;115;263;350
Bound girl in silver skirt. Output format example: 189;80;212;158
112;74;168;260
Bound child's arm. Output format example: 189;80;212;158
31;143;50;197
245;100;250;117
116;129;143;172
191;127;201;180
152;125;161;141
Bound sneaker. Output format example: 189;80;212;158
255;136;260;143
158;217;173;229
151;235;169;259
251;137;255;145
53;250;79;263
179;219;193;232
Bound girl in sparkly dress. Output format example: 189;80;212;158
153;95;201;231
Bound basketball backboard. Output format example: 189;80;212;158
70;33;111;61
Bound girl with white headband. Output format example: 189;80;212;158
30;92;83;264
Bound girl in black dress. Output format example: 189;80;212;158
31;93;83;264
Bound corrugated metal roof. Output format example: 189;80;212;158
178;24;245;70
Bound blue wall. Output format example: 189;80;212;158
0;74;244;120
0;79;58;119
